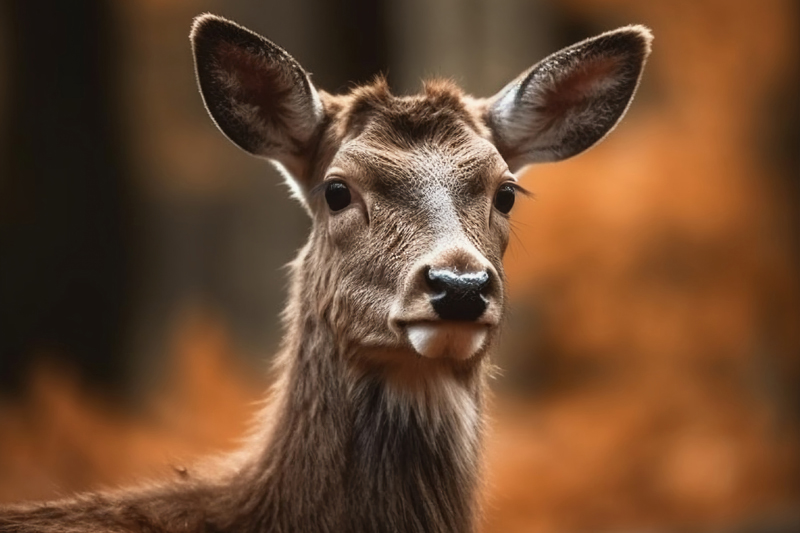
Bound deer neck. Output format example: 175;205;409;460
234;255;487;532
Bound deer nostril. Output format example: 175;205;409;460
425;268;490;321
426;268;489;293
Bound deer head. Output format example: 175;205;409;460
191;15;651;370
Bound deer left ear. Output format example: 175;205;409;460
190;14;325;183
486;25;652;172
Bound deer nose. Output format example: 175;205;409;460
425;268;491;321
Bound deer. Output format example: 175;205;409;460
0;14;651;533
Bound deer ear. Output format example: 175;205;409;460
190;14;324;180
486;25;652;172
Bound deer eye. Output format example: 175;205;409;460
325;181;351;212
493;184;516;214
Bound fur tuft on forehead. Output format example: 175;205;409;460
422;78;467;108
348;74;393;106
337;77;482;147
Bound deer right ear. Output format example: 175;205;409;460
190;14;324;182
485;25;652;172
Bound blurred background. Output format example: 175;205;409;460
0;0;798;531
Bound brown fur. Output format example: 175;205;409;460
0;15;651;533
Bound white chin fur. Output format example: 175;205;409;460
406;323;488;360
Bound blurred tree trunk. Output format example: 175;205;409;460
0;0;132;396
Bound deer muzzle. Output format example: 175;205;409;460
390;247;502;360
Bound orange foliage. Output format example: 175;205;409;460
0;311;262;503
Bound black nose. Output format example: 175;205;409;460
426;268;490;321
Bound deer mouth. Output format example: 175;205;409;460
403;322;490;360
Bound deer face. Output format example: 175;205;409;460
309;87;512;361
191;16;651;365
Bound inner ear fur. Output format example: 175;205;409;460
190;14;324;178
486;25;653;171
